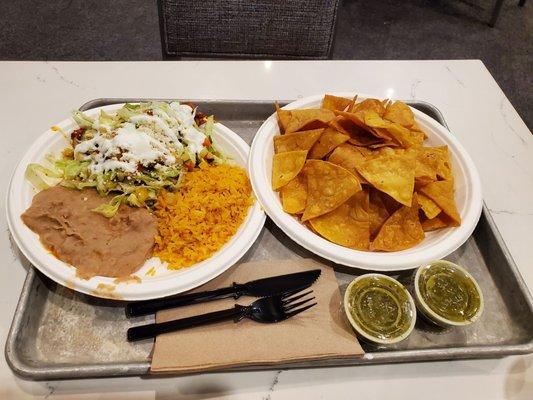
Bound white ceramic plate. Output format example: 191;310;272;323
248;93;482;271
7;104;265;300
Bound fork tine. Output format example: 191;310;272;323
284;296;316;312
282;290;313;304
285;302;317;319
281;285;312;300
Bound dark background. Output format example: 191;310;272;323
1;0;530;129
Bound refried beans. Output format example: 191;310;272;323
21;186;157;279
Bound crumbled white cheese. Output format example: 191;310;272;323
170;102;196;126
183;126;207;154
92;119;113;132
74;103;208;174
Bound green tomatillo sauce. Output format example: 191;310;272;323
418;262;481;323
346;276;414;341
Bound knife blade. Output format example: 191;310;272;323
125;269;321;317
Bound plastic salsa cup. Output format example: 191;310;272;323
414;260;484;327
343;274;417;345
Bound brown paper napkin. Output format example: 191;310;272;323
150;258;364;374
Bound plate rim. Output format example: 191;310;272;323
6;103;266;300
248;92;483;271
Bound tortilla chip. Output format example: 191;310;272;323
411;129;427;144
415;147;439;182
348;95;358;110
280;173;307;214
327;144;369;184
309;193;370;250
273;128;323;153
285;109;335;134
368;140;399;149
334;110;370;132
421;214;449;231
419;180;461;225
301;160;361;221
417;192;442;219
411;121;427;137
322;94;353;112
356;145;377;158
275;102;291;134
308;127;350;159
351;188;382;228
433;146;453;181
352;98;386;116
372;195;424;251
368;127;396;142
356;150;416;207
415;146;452;184
271;150;308;190
349;189;369;220
328;116;351;135
414;177;434;191
329;116;383;146
384;101;415;127
378;191;402;215
364;111;422;148
270;94;462;253
368;189;390;237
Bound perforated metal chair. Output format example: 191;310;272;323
490;0;527;27
158;0;340;59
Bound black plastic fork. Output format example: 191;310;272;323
127;287;316;342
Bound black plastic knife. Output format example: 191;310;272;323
125;269;321;317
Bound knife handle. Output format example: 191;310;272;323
127;305;246;341
125;283;243;317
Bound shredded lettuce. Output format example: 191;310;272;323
117;103;140;121
72;110;94;128
160;167;181;179
25;164;63;190
135;173;175;188
55;159;90;180
97;110;121;129
116;102;156;121
92;194;126;218
203;115;214;136
126;188;155;207
60;180;97;190
26;101;219;218
126;192;143;207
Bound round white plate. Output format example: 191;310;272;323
7;103;265;300
248;93;482;271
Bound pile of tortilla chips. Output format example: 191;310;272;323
271;94;461;252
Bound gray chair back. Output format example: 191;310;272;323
158;0;340;59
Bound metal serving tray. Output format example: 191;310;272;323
6;99;533;380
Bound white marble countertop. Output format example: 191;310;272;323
0;60;531;399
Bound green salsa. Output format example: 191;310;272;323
345;275;414;341
417;262;482;323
